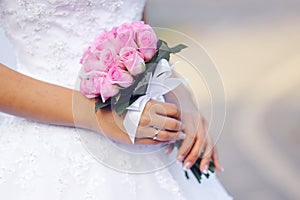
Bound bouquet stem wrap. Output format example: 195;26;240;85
123;59;185;143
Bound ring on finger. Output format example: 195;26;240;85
153;127;160;141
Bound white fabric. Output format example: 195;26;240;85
0;0;233;199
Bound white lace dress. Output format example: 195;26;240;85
0;0;232;199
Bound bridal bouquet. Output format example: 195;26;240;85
79;21;214;183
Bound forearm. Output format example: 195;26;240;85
0;63;76;126
0;63;130;142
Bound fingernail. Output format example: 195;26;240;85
178;132;186;140
203;164;208;174
183;162;192;171
177;155;184;162
220;167;225;172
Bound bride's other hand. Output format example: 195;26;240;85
73;93;185;145
96;100;185;145
163;72;223;172
135;100;186;143
177;113;223;172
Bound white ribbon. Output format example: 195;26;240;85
123;59;185;143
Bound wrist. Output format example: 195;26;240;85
72;90;98;131
72;91;132;143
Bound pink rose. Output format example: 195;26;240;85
93;30;117;51
135;25;157;61
80;48;105;73
99;48;119;70
108;66;134;88
114;23;137;52
81;48;118;73
99;74;120;102
131;21;146;30
119;47;146;76
80;74;102;98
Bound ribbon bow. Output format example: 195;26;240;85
123;59;185;143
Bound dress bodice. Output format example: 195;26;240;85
0;0;146;87
0;0;175;173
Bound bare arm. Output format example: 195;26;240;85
0;63;77;126
0;63;184;144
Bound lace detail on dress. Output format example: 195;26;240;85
155;170;186;200
0;0;146;87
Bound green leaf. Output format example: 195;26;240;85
204;172;210;179
115;101;130;116
95;98;111;113
157;40;163;49
184;171;190;179
155;40;187;62
133;72;151;95
158;40;171;52
114;93;121;103
156;50;170;61
169;44;188;54
191;166;202;183
209;161;215;173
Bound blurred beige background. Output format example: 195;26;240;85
146;0;300;200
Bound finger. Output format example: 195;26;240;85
176;112;206;163
139;101;181;128
153;101;181;119
199;137;214;173
212;147;223;172
150;115;184;131
199;117;216;173
176;130;196;163
137;127;186;141
134;137;170;145
182;133;206;170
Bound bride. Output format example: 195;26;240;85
0;0;232;199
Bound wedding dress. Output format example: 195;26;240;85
0;0;232;199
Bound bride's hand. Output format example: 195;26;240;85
78;95;185;145
134;100;186;144
162;73;223;172
177;112;223;172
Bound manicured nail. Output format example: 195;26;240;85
203;164;208;174
177;155;184;162
220;167;225;172
178;132;186;140
183;162;192;171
